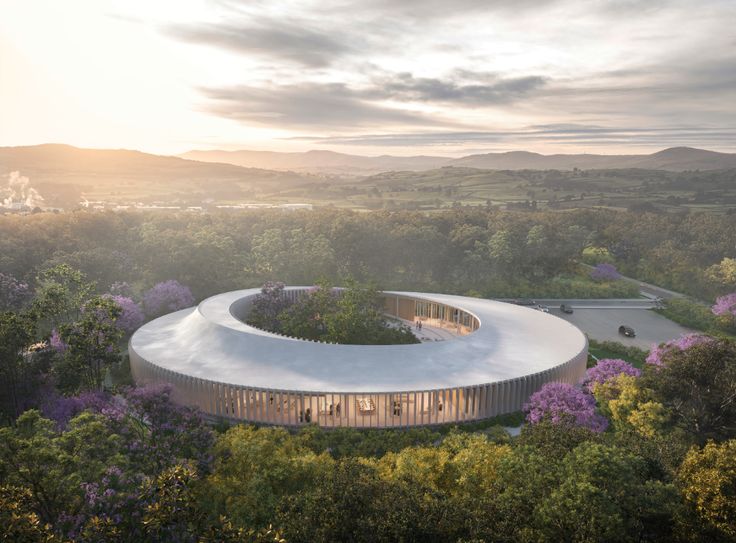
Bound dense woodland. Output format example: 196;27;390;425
0;207;734;302
1;207;736;542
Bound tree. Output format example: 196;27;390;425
121;384;215;476
247;228;336;284
643;339;736;442
534;442;679;542
0;485;60;543
706;257;736;288
516;418;600;459
141;280;194;318
104;294;144;334
202;425;332;529
524;382;608;432
645;333;712;367
0;311;37;422
712;292;736;328
55;296;122;392
593;374;669;439
0;410;122;527
251;281;419;345
582;358;641;392
677;440;736;540
0;271;31;312
277;458;462;543
247;282;291;332
31;264;94;332
590;262;622;282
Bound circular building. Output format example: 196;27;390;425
129;288;588;428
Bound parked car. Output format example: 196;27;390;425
560;304;574;314
618;325;636;337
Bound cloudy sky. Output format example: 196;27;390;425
1;0;735;156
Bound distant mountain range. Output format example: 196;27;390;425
182;146;736;175
180;149;450;176
0;144;310;186
1;143;734;209
0;144;316;207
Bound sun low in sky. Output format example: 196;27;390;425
1;0;734;156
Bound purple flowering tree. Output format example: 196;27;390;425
142;280;195;318
120;384;215;475
590;263;622;282
646;333;713;367
712;293;736;320
524;382;608;432
104;294;145;334
41;389;113;429
40;383;214;475
0;271;31;311
582;359;641;392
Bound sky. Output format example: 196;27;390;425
1;0;735;157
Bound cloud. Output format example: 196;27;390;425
167;18;356;67
289;124;736;148
199;82;455;128
362;72;548;105
162;0;736;151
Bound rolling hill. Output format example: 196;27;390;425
181;149;450;176
0;144;318;206
183;146;736;175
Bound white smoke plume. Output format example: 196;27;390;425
1;171;45;208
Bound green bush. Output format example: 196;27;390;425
588;339;648;368
657;298;735;337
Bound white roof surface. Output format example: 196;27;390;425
129;289;587;393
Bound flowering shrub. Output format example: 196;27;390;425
142;280;194;317
582;358;641;392
590;263;622;282
524;382;608;432
646;333;713;367
712;293;736;318
105;294;144;334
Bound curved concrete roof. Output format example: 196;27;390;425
129;289;587;393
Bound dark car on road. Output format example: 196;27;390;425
560;304;574;314
618;325;636;337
